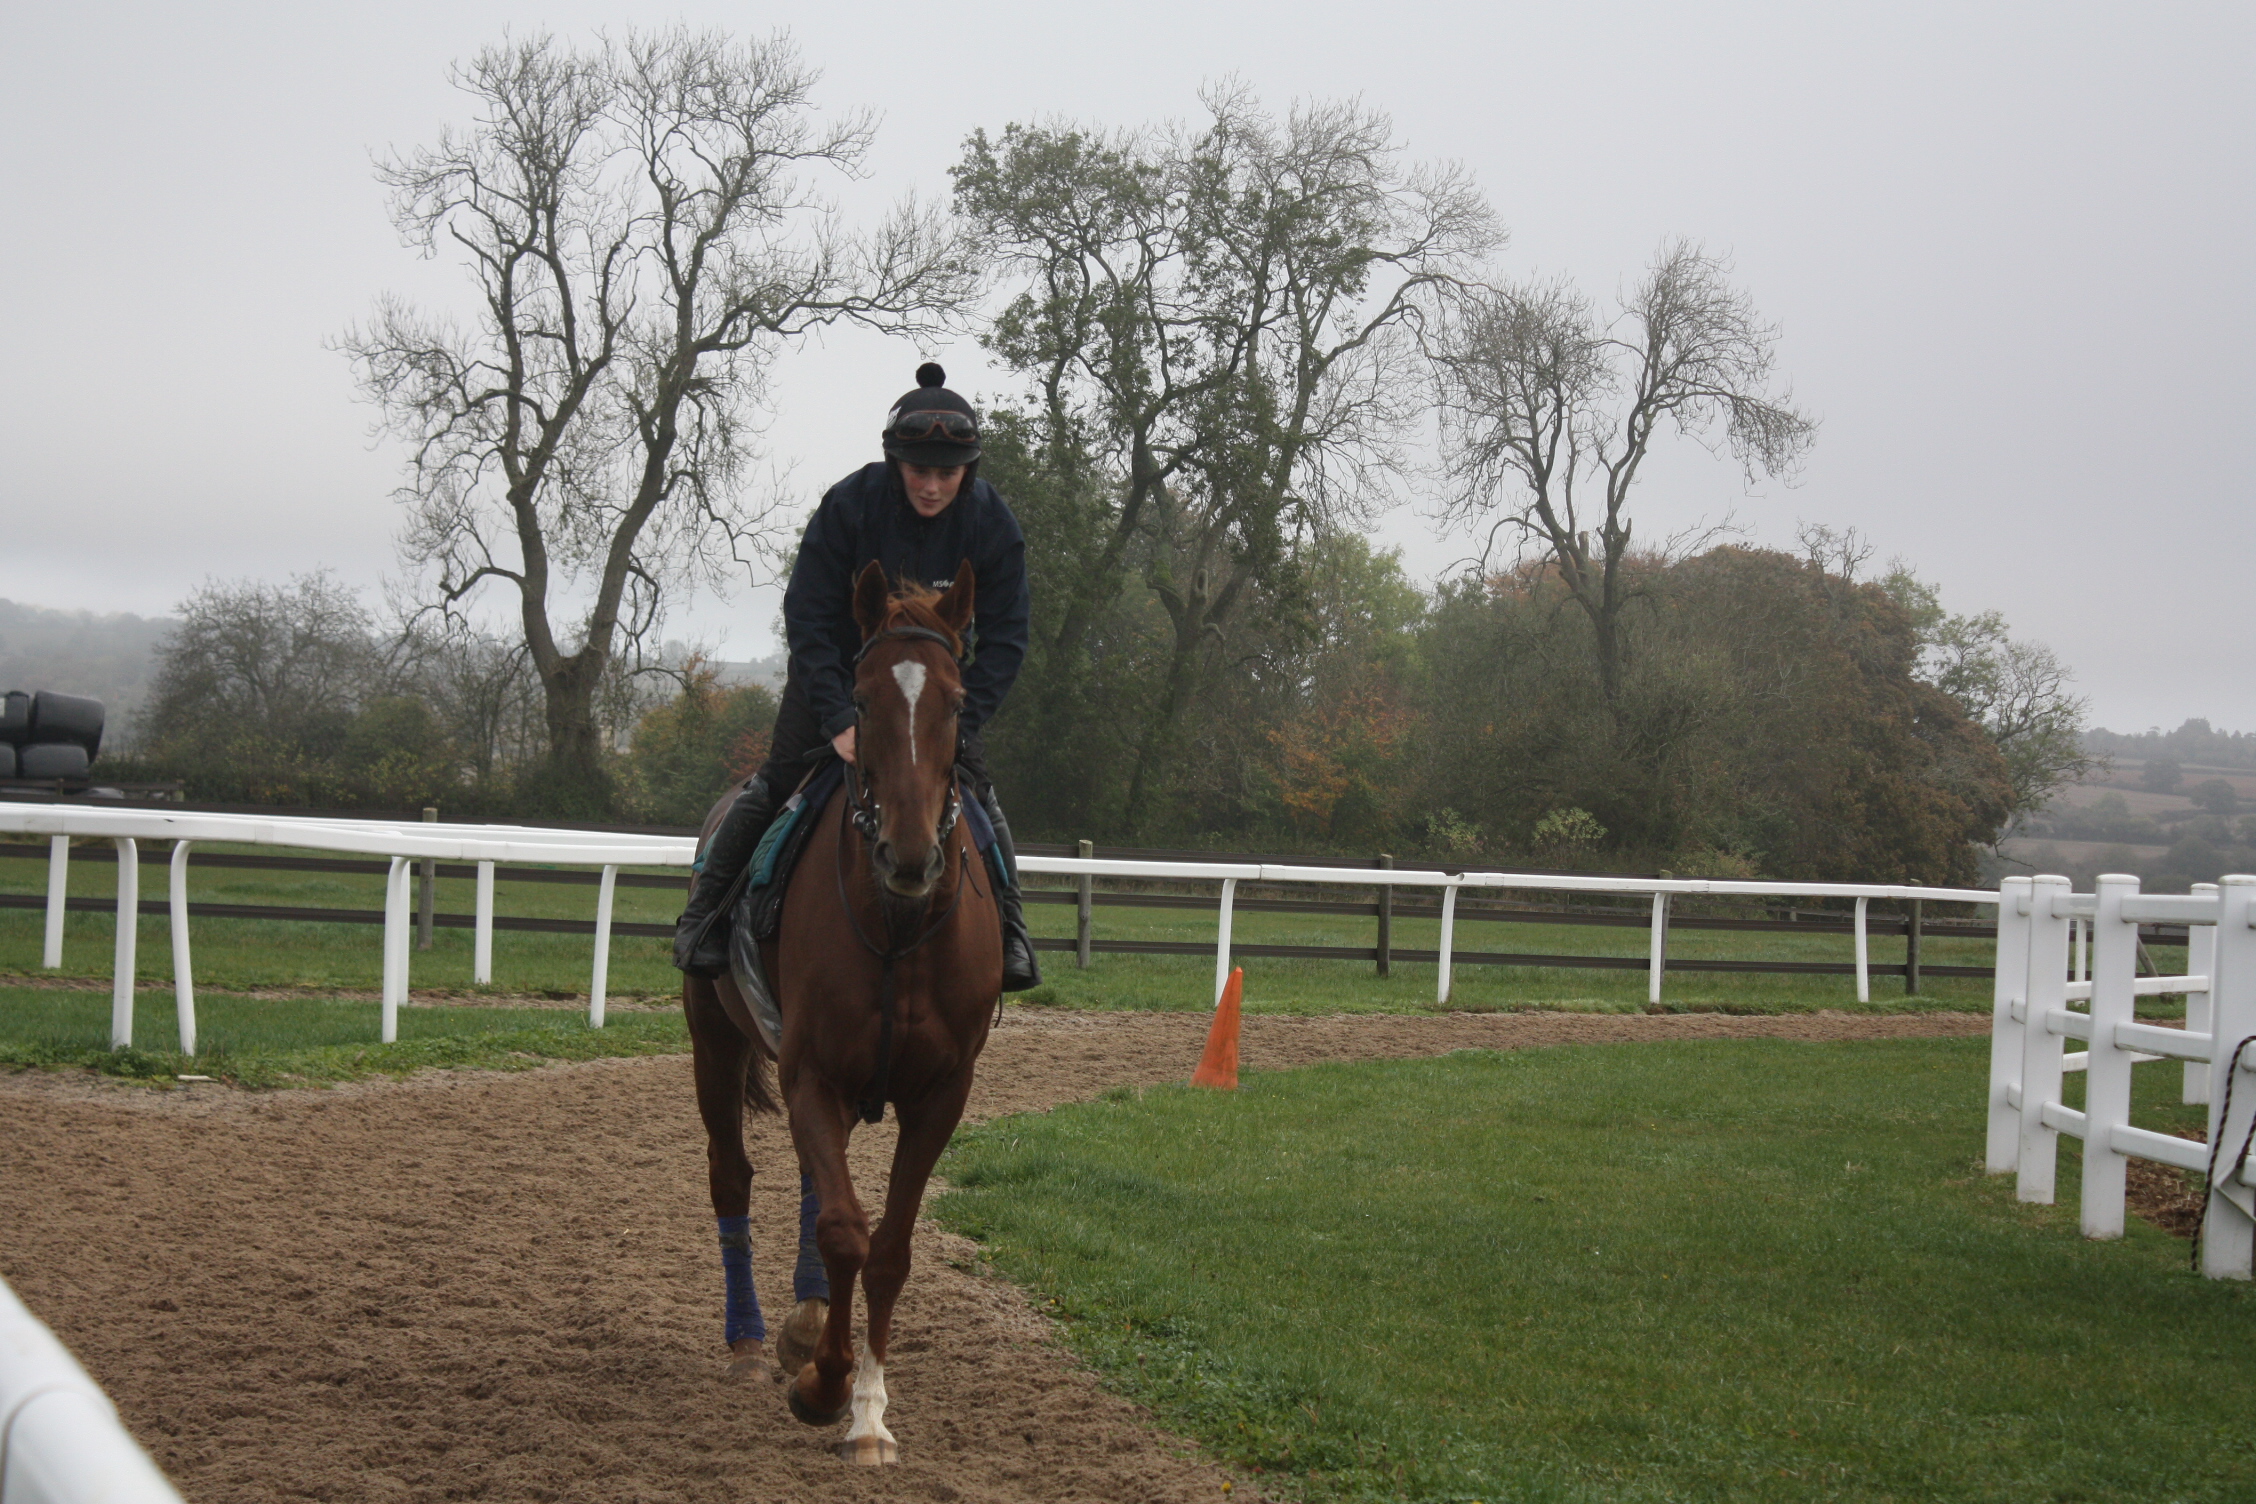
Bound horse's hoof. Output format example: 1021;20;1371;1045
836;1435;898;1465
786;1369;852;1428
774;1297;827;1384
725;1338;768;1382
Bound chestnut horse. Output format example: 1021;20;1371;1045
682;560;1002;1465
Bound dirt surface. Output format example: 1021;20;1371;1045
1;1007;1987;1503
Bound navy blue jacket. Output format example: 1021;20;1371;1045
783;462;1031;740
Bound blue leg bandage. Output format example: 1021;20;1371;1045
794;1174;830;1303
718;1215;764;1345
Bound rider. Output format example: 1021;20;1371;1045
672;362;1041;991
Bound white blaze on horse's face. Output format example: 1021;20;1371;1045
891;660;928;766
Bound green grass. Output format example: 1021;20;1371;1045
0;985;687;1088
936;1038;2246;1503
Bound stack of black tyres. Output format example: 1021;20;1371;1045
0;690;105;781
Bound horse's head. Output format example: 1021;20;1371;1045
849;559;975;899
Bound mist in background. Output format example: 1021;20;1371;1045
2;1;2248;732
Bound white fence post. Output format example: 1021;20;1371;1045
2186;882;2219;1105
1986;877;2034;1173
1215;877;1237;1006
2073;916;2089;983
473;859;496;985
381;855;410;1044
42;832;69;968
1647;892;1670;1005
2080;874;2141;1239
1853;895;1871;1003
2202;875;2256;1280
2016;875;2074;1203
169;840;196;1056
1437;880;1460;1006
589;864;617;1028
110;837;138;1050
0;1273;186;1503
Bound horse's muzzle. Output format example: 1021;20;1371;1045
873;839;943;899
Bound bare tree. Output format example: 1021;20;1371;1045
343;28;973;809
1431;242;1816;701
138;573;382;749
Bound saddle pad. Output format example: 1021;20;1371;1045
746;761;847;940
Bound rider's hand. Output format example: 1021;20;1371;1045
832;725;857;765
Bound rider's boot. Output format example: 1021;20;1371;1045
978;785;1042;992
673;774;777;978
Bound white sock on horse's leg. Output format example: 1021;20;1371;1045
838;1352;896;1464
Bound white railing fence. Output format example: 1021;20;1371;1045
4;800;2000;1053
0;1273;182;1503
1987;873;2256;1278
0;804;689;1044
1014;852;1994;1007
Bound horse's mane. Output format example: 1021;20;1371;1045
875;581;964;657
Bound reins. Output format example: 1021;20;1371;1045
2194;1033;2256;1273
833;621;973;1125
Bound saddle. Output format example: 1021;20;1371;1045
726;761;1004;1051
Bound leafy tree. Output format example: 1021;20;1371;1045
2142;757;2184;794
1411;545;2012;884
345;28;972;813
1879;562;2095;820
956;88;1492;833
624;660;778;826
2191;777;2238;814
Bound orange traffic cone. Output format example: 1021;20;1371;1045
1190;968;1243;1089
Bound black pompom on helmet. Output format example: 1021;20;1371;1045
881;363;982;467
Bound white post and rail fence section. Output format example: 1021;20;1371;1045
1987;873;2256;1280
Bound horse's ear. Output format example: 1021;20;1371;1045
852;561;888;641
937;560;976;639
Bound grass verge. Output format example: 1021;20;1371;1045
0;986;687;1088
935;1038;2246;1503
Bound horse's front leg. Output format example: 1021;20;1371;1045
686;978;766;1380
784;1081;865;1427
840;1066;976;1465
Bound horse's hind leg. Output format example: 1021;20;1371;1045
687;977;767;1380
784;1084;865;1428
840;1067;976;1465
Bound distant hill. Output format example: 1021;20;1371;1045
2086;718;2256;771
0;599;174;737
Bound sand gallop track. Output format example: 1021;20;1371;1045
0;1008;1986;1504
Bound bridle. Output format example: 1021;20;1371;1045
835;622;977;1124
841;625;962;847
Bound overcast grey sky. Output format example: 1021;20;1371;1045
3;1;2249;731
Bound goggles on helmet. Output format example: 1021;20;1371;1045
886;410;979;445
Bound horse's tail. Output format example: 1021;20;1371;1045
743;1032;781;1117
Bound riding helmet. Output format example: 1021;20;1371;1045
881;363;982;467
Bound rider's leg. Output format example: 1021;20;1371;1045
672;676;828;977
672;774;776;977
957;728;1041;992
